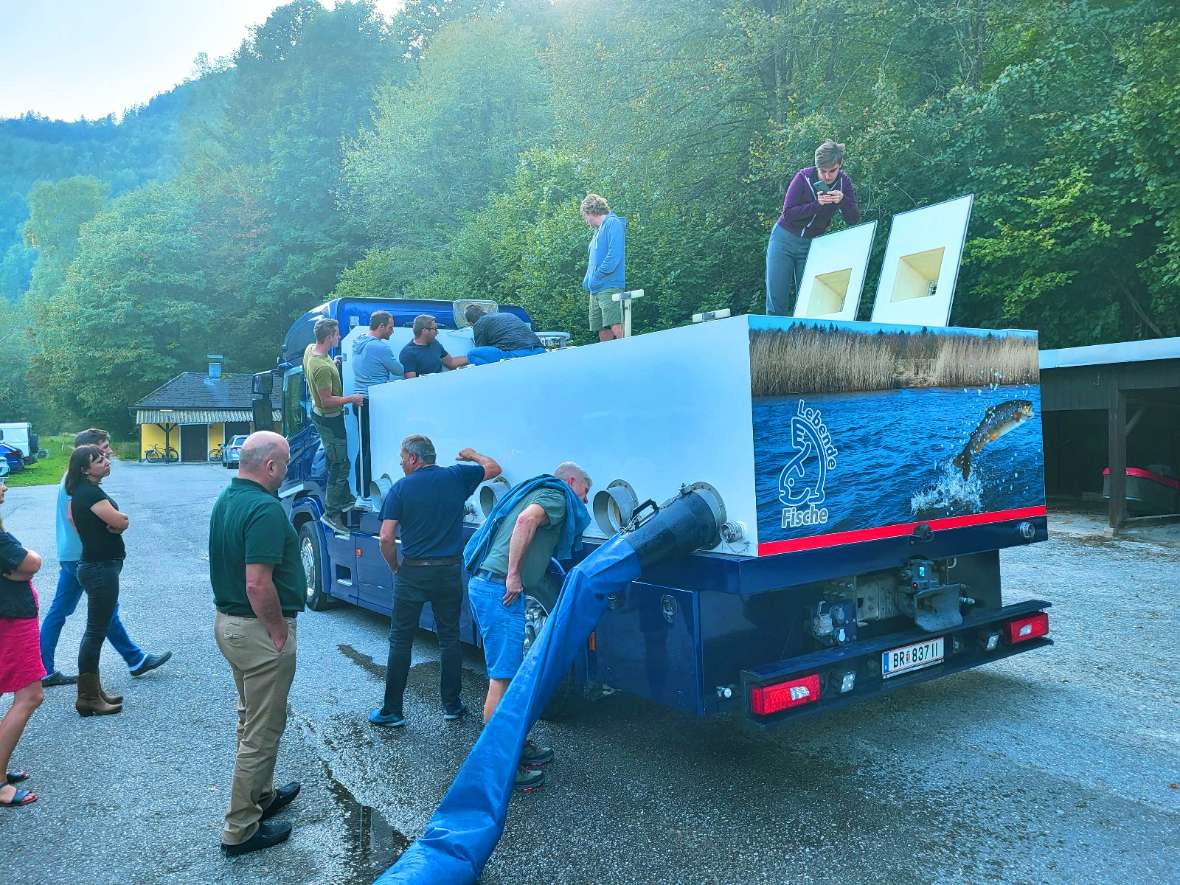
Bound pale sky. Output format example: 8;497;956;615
0;0;403;122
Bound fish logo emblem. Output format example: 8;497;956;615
778;401;839;528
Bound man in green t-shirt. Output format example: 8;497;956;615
209;431;306;857
466;462;592;791
302;317;364;534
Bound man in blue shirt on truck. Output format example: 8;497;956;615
400;315;469;378
464;304;544;365
351;310;403;395
581;193;627;342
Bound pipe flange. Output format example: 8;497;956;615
477;476;511;517
593;480;639;536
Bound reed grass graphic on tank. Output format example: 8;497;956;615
748;318;1045;545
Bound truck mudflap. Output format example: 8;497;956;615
741;599;1052;723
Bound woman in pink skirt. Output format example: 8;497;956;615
0;479;45;807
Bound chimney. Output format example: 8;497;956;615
207;354;223;379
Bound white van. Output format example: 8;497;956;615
0;422;44;465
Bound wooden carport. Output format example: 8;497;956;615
1040;338;1180;530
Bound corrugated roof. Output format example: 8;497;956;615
136;409;281;426
1040;337;1180;370
131;371;283;411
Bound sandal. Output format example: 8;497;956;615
0;787;37;807
6;770;29;785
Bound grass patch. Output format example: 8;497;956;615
2;434;71;487
110;439;139;461
750;325;1039;396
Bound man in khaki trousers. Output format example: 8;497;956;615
209;432;306;856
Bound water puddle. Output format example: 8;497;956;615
338;643;388;679
322;759;409;883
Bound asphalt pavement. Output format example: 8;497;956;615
3;463;1178;884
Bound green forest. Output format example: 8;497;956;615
1;0;1177;434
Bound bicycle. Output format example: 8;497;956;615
144;445;179;463
208;445;224;462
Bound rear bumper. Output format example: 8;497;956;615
740;599;1052;724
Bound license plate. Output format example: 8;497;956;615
882;637;944;678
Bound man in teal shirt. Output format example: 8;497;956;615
465;462;592;791
209;431;306;857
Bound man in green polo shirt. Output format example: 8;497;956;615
209;431;306;857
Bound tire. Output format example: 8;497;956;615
165;448;179;463
525;571;584;721
298;520;333;611
145;450;161;463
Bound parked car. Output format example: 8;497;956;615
223;435;248;469
0;422;43;465
0;443;25;477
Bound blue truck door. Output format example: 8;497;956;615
354;514;393;615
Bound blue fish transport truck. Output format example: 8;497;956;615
264;296;1051;723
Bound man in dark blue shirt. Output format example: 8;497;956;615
369;434;500;727
399;314;469;378
464;304;545;366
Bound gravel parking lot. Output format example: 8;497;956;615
4;463;1178;884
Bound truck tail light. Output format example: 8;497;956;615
750;673;821;715
1003;612;1049;645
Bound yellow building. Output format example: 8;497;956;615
131;356;280;462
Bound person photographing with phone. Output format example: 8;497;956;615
765;139;860;316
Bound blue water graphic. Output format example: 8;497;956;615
753;385;1045;543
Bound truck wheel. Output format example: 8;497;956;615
299;521;333;611
525;575;583;721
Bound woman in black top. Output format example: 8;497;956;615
65;445;128;717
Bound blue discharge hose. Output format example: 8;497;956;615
375;486;723;884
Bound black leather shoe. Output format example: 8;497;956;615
221;820;292;856
131;651;173;677
260;782;300;820
42;671;78;687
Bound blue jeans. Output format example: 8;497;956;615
40;561;144;674
467;345;545;366
467;574;525;679
765;223;812;316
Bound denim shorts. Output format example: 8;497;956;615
467;574;524;679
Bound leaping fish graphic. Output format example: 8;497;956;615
952;399;1034;479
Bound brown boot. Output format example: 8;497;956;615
76;673;122;717
99;679;123;706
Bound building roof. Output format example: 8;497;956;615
135;408;280;426
131;372;282;426
1040;337;1180;370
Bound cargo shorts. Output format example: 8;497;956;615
588;287;624;332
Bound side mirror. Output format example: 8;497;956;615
252;371;273;396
